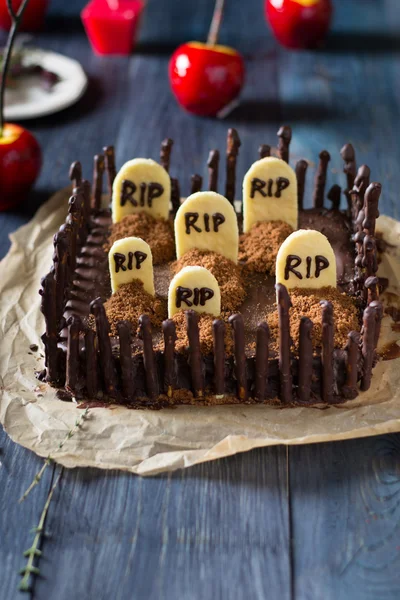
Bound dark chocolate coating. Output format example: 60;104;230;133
190;174;202;195
207;149;219;192
139;314;159;399
277;126;292;163
103;146;116;196
327;184;341;211
369;300;383;350
212;319;226;396
90;298;118;398
93;154;105;211
258;144;271;159
40;272;59;383
363;182;381;236
361;306;376;391
117;320;135;401
225;128;241;204
276;283;292;403
320;300;334;404
313;150;330;209
255;322;270;402
229;314;248;401
298;317;313;403
69;161;82;188
340;143;356;191
160;138;174;173
295;159;308;211
364;276;379;304
162;319;177;396
170;177;181;217
85;328;98;399
343;331;360;400
66;315;81;396
185;310;204;397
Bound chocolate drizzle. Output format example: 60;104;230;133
225;128;241;205
185;310;204;397
313;150;330;209
277;126;292;163
207;149;219;192
255;322;270;401
212;319;226;396
298;317;313;403
320;301;334;404
276;283;292;403
295;159;308;211
229;314;248;401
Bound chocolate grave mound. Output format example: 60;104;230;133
40;131;384;407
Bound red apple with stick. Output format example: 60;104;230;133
265;0;333;50
169;0;245;117
0;0;42;210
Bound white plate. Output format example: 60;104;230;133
4;49;88;120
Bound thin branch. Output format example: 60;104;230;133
19;469;63;593
6;0;17;21
19;407;89;503
207;0;225;46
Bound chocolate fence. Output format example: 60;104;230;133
40;132;384;405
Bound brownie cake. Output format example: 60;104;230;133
39;127;384;408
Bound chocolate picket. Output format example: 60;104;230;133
362;235;378;279
361;305;376;391
162;319;177;397
69;160;82;188
160;138;174;173
295;159;308;210
343;331;360;400
298;317;313;403
53;230;69;326
320;300;334;404
370;300;383;350
66;315;82;397
363;182;381;236
229;314;248;401
364;276;379;304
258;144;271;159
313;150;330;209
84;328;98;399
90;298;118;398
139;314;159;400
39;272;59;383
340;143;356;192
207;149;219;192
185;310;204;397
170;177;181;217
277;126;292;163
276;283;292;403
117;320;135;401
327;184;341;211
225;128;241;204
92;154;105;210
255;322;270;401
103;145;116;196
190;173;202;194
212;319;225;396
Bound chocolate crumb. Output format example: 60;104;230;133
239;220;293;274
173;249;245;312
171;311;233;355
267;286;359;351
100;280;167;336
29;344;39;352
105;213;175;265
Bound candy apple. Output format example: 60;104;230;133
265;0;333;49
169;0;245;117
0;123;42;209
0;0;42;210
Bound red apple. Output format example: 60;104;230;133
265;0;333;49
169;42;245;117
0;0;49;32
0;123;42;210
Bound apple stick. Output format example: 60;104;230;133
207;0;226;46
0;0;30;137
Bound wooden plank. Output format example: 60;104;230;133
33;447;291;600
290;435;400;600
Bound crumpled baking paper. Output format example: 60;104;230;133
1;189;400;476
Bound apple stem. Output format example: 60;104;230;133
207;0;225;46
0;0;30;137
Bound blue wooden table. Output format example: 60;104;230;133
1;0;400;598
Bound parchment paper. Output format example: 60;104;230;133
1;189;400;476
